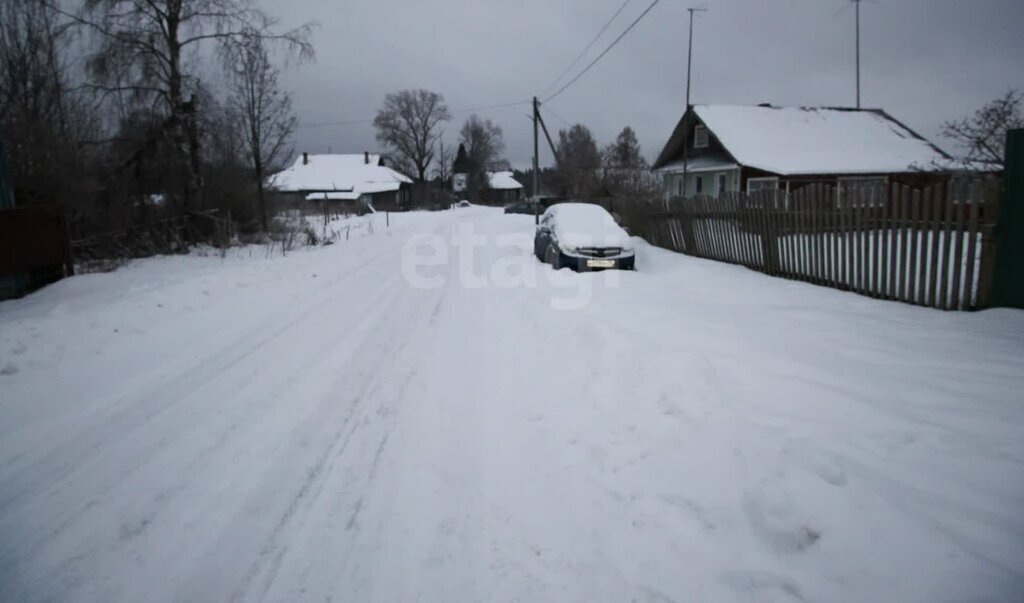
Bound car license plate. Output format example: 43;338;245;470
586;259;616;268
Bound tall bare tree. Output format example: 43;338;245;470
942;89;1023;171
0;0;90;207
601;126;650;196
225;30;296;231
458;114;505;198
555;124;601;197
373;89;450;183
65;0;314;211
602;126;646;170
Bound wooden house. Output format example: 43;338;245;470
652;104;955;200
270;152;412;212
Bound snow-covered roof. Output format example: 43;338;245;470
488;171;523;190
270;154;412;196
305;191;360;201
656;105;953;176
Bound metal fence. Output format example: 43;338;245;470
617;179;1003;311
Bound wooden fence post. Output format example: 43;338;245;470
962;184;981;309
907;188;922;304
760;191;779;275
976;182;1004;309
938;181;956;309
990;129;1024;309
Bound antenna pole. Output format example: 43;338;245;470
686;9;695;109
855;0;861;109
683;7;706;195
533;96;540;223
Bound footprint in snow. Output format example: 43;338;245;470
11;342;27;355
0;361;18;376
743;492;822;554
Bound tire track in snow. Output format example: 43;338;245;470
228;222;451;603
0;269;414;600
0;241;406;515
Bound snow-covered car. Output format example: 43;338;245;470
503;201;539;215
534;203;635;271
454;200;471;208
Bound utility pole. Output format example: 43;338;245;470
854;0;861;109
682;7;706;196
533;96;540;224
439;139;446;192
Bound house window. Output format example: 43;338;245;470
677;177;683;196
695;176;704;194
717;173;727;195
746;177;779;193
694;125;709;149
838;176;888;207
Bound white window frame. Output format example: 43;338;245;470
716;173;728;196
838;176;888;207
693;125;709;149
746;177;779;193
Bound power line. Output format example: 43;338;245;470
542;104;571;128
543;0;664;104
297;99;532;129
540;0;635;97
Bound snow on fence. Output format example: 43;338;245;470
619;180;1002;310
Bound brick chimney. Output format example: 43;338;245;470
303;152;309;165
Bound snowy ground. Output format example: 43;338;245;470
1;207;1023;602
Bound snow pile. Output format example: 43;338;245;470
487;171;523;190
694;104;953;175
1;207;1022;602
270;153;412;195
546;202;632;250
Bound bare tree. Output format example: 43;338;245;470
942;89;1023;171
225;30;296;231
602;126;646;169
373;89;450;182
555;124;601;197
433;139;450;188
0;0;92;207
64;0;315;211
601;126;650;195
458;114;505;198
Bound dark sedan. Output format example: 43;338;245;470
534;203;635;271
504;201;539;215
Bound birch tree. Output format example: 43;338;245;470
225;31;296;231
68;0;314;211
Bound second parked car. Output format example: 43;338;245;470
534;203;635;271
503;201;539;215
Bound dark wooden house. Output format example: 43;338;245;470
653;104;956;200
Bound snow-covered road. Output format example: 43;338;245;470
2;208;1023;602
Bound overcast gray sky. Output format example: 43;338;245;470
265;0;1024;170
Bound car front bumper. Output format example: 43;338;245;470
559;251;635;272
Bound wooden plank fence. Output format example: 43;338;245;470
618;179;1002;311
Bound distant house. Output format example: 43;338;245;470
652;104;955;200
451;143;524;204
270;152;413;212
